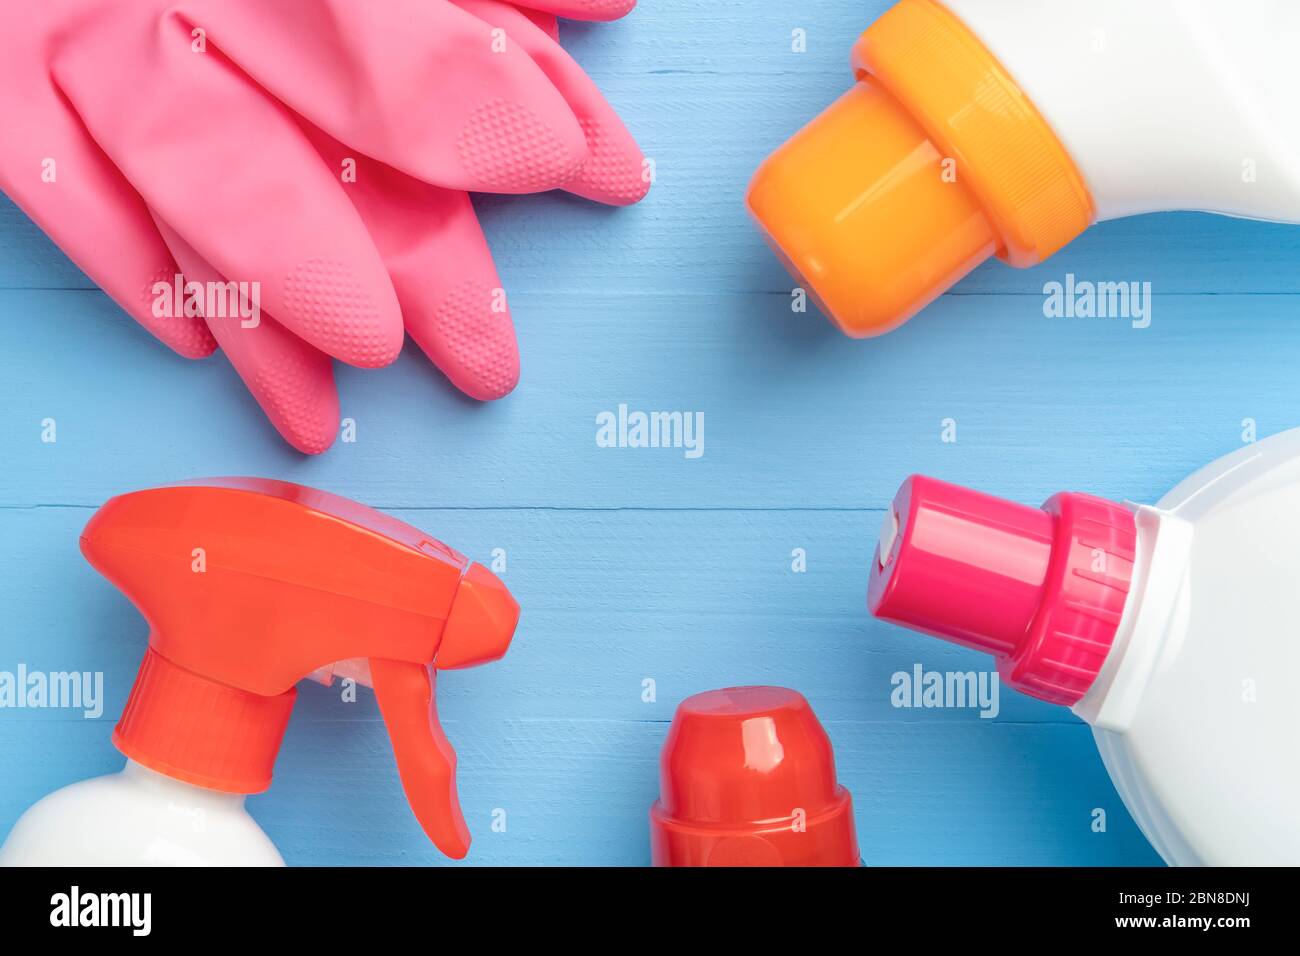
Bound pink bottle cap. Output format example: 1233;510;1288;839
867;475;1138;705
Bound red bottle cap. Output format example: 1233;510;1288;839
868;475;1137;705
650;686;860;866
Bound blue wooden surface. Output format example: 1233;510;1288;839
6;0;1297;866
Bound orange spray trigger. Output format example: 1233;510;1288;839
371;561;518;858
79;478;521;859
371;660;471;859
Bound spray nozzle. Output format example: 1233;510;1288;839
80;477;520;860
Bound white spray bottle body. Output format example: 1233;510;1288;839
0;759;285;866
945;0;1300;223
1074;428;1300;865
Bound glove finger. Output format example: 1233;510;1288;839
0;107;213;357
152;212;341;455
170;0;587;194
307;126;519;401
518;9;561;41
400;191;521;401
50;9;403;369
453;0;649;205
512;1;637;22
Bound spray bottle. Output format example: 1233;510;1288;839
0;478;519;865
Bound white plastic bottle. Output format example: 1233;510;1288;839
0;760;284;866
868;428;1300;865
945;0;1300;223
748;0;1300;338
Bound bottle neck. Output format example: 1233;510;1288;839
121;759;249;808
1073;506;1195;731
114;646;295;794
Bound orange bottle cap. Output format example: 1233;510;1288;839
747;0;1094;337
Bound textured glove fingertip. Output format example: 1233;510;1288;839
413;278;521;402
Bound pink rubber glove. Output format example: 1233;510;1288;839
150;0;649;453
520;0;636;20
0;0;622;431
0;1;215;360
